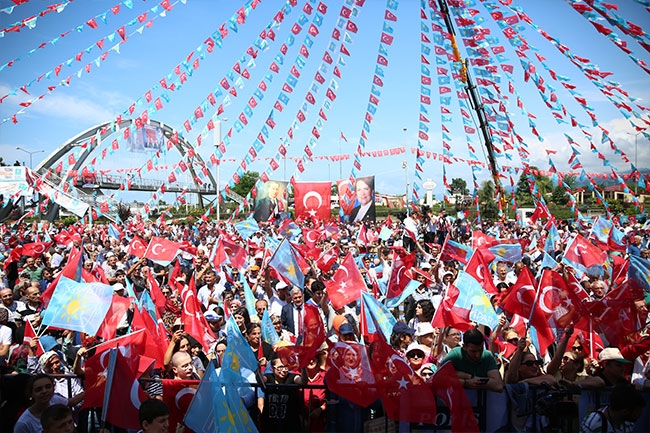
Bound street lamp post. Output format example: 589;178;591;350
16;147;44;170
402;128;408;214
627;131;644;194
214;118;228;221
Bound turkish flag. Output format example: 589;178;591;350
21;241;52;257
302;228;322;249
326;253;367;309
293;181;331;221
325;341;379;408
472;230;498;249
143;237;180;265
222;238;247;269
103;350;151;430
23;319;44;356
385;250;416;300
95;295;131;341
314;244;339;273
370;339;437;424
162;379;200;432
464;250;498;294
127;235;147;258
500;268;555;355
180;276;216;352
146;269;167;318
579;280;641;347
563;234;607;270
82;330;150;410
431;283;473;331
429;362;480;433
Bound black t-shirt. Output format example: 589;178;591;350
262;373;302;432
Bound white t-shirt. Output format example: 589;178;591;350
0;324;12;346
13;393;68;433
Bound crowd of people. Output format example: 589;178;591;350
0;207;649;432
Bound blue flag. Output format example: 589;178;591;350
386;280;420;308
220;367;259;433
242;278;257;319
41;276;113;335
361;291;396;342
452;272;499;331
184;363;220;433
222;317;258;374
590;217;612;245
234;217;259;240
488;243;523;264
630;255;650;293
268;239;304;288
260;309;279;346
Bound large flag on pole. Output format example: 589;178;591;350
293;181;332;221
41;276;113;335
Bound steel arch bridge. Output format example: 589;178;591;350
35;118;220;209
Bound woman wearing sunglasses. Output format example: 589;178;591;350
505;337;557;386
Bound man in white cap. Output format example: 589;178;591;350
591;347;632;388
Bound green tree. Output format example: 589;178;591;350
551;185;569;205
231;171;259;197
478;180;498;219
450;178;469;195
515;173;533;205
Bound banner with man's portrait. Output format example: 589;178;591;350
338;175;376;223
253;180;288;222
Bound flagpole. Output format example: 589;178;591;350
37;325;49;337
589;314;594;360
525;276;544;337
338;133;342;180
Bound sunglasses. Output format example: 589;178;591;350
562;356;577;363
507;338;519;344
421;371;433;377
522;360;542;367
408;352;425;359
273;365;288;370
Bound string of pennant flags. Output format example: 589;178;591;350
9;0;650;221
0;0;184;121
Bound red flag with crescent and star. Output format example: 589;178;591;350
162;379;200;433
127;236;147;258
21;241;52;257
385;249;416;300
326;253;367;309
293;181;331;221
143;236;181;266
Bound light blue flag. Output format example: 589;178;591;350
537;252;559;278
242;279;257;319
101;348;118;423
234;217;259;240
610;225;625;248
260;309;279;346
268;239;304;288
279;221;301;241
488;243;523;264
222;317;258;374
139;290;158;321
378;226;393;240
220;367;259;433
452;272;499;331
41;276;113;335
184;363;220;433
361;292;396;342
386;280;421;308
544;224;560;253
590;217;612;245
629;255;650;293
264;236;281;253
124;276;137;300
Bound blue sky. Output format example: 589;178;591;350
0;0;648;206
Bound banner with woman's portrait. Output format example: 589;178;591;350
338;175;376;223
